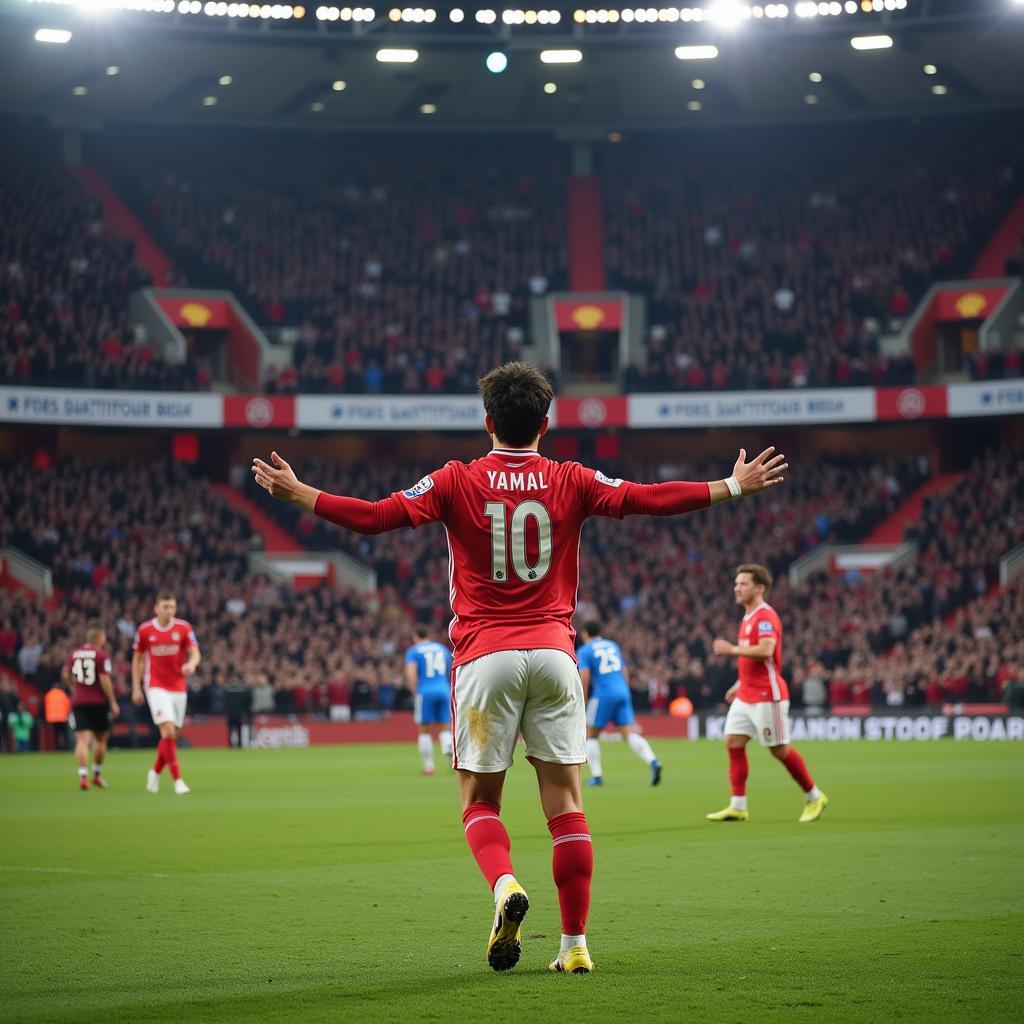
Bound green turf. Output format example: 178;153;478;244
1;740;1022;1023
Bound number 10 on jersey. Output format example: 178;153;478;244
484;501;552;583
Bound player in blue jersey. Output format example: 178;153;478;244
404;624;454;775
577;621;662;787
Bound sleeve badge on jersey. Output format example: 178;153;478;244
403;475;435;499
758;620;775;635
594;470;623;488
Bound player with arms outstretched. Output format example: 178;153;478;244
64;620;119;790
131;591;200;796
708;564;828;823
405;624;454;775
577;621;661;787
252;361;787;974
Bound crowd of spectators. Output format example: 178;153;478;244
0;459;421;719
608;126;1022;392
0;135;205;391
106;143;566;395
2;444;1020;726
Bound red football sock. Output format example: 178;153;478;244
158;737;182;781
781;748;814;793
153;743;166;775
728;746;749;796
462;801;514;890
548;811;593;935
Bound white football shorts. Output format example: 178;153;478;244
452;649;586;772
146;686;188;729
724;697;790;748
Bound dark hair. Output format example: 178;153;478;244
477;361;553;448
736;564;773;590
86;619;104;642
155;591;176;603
414;624;429;640
583;620;603;638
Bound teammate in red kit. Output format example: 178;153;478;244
252;361;788;974
63;620;119;790
131;591;200;796
708;564;828;823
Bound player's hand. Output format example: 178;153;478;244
182;664;196;678
712;637;735;656
131;689;144;707
252;451;304;503
724;682;740;703
110;701;121;718
731;447;787;495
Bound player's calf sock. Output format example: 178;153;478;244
626;732;657;765
158;738;182;781
439;730;453;758
153;745;166;775
548;811;593;935
728;747;748;811
417;733;435;771
585;738;603;778
463;801;515;890
780;748;815;795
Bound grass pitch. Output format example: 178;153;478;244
1;739;1021;1023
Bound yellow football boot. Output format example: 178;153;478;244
799;792;829;823
486;880;529;972
706;806;749;822
548;946;594;974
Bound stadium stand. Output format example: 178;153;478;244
1;444;1019;721
607;124;1023;391
0;135;204;391
102;141;567;394
0;459;412;715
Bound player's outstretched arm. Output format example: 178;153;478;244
609;447;787;518
252;451;416;535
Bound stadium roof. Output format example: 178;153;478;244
1;0;1023;133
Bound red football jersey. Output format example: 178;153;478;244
133;618;197;692
66;644;113;706
737;603;789;703
391;449;652;668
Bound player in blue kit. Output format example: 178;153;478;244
405;624;454;775
577;621;662;787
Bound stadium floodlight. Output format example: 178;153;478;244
72;85;88;96
687;99;702;110
449;6;464;20
34;28;72;43
804;93;818;103
850;34;893;50
674;45;719;60
808;71;822;82
543;81;557;93
707;1;751;27
419;102;437;114
202;95;217;105
486;51;509;73
376;48;419;62
332;79;347;90
475;8;495;21
310;101;325;111
931;83;947;95
540;49;582;63
218;74;233;85
922;64;937;75
106;65;119;75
